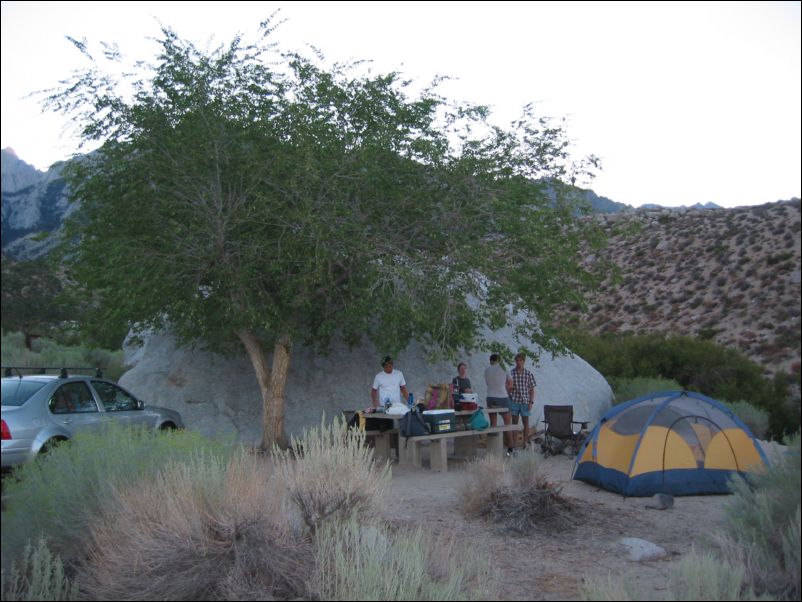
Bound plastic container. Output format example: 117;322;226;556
422;409;456;433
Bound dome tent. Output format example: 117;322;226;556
573;390;768;496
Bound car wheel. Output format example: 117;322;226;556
39;438;68;457
159;422;177;431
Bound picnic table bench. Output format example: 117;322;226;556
346;408;519;472
398;423;521;472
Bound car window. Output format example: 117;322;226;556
92;381;139;412
1;379;47;406
49;382;98;414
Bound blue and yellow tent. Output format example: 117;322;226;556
573;391;768;496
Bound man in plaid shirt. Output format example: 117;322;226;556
508;352;537;452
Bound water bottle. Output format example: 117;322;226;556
408;392;414;408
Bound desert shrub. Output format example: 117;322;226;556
581;549;767;601
608;376;681;404
0;538;78;601
458;453;506;516
716;433;801;600
562;330;798;438
314;519;497;601
274;415;391;534
720;400;770;439
76;450;313;601
664;550;766;601
461;450;578;534
1;425;234;568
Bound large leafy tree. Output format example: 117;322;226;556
47;21;605;449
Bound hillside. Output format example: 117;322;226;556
558;199;802;376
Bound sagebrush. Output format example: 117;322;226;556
461;449;579;534
314;519;498;601
1;425;234;568
273;415;391;534
76;451;313;601
0;538;78;601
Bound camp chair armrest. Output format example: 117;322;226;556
572;420;589;429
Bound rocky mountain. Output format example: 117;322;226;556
558;200;802;376
1;148;73;260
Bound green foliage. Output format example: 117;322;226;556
45;19;607;446
608;376;682;404
1;256;71;340
720;400;770;439
563;330;799;438
0;331;125;380
719;434;801;600
1;425;234;568
314;519;497;601
0;538;78;601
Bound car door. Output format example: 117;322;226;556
47;381;107;436
91;380;154;429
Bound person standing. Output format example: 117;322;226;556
371;355;410;408
509;352;536;450
451;362;473;404
484;354;514;454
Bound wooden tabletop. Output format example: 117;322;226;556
351;407;508;419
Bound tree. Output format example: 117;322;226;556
1;256;69;345
47;19;605;449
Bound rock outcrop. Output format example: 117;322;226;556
120;329;614;444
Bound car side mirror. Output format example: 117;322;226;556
137;400;144;410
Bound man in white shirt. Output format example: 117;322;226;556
371;356;410;407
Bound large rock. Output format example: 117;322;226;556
119;329;613;444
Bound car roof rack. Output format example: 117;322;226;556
2;366;104;378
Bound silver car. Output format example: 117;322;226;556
1;374;184;469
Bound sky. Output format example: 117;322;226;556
1;1;800;208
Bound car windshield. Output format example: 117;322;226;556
1;379;48;407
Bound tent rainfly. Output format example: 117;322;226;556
573;390;768;496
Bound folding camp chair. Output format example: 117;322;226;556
541;405;588;457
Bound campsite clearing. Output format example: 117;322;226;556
383;452;731;601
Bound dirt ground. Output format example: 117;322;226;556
381;447;731;601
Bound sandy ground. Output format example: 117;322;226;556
381;446;731;601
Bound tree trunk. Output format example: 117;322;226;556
237;330;291;451
265;333;292;450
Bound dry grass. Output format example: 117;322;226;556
461;450;580;534
76;451;314;601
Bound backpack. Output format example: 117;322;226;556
400;406;431;441
469;410;489;431
346;411;366;431
424;384;454;410
346;411;392;432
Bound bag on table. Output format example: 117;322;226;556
346;410;392;432
424;384;454;410
400;406;431;440
469;410;489;431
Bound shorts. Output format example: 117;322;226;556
510;401;532;417
487;396;510;409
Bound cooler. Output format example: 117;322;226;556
422;409;456;433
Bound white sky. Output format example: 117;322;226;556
2;1;800;208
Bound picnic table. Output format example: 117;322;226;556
347;407;521;472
